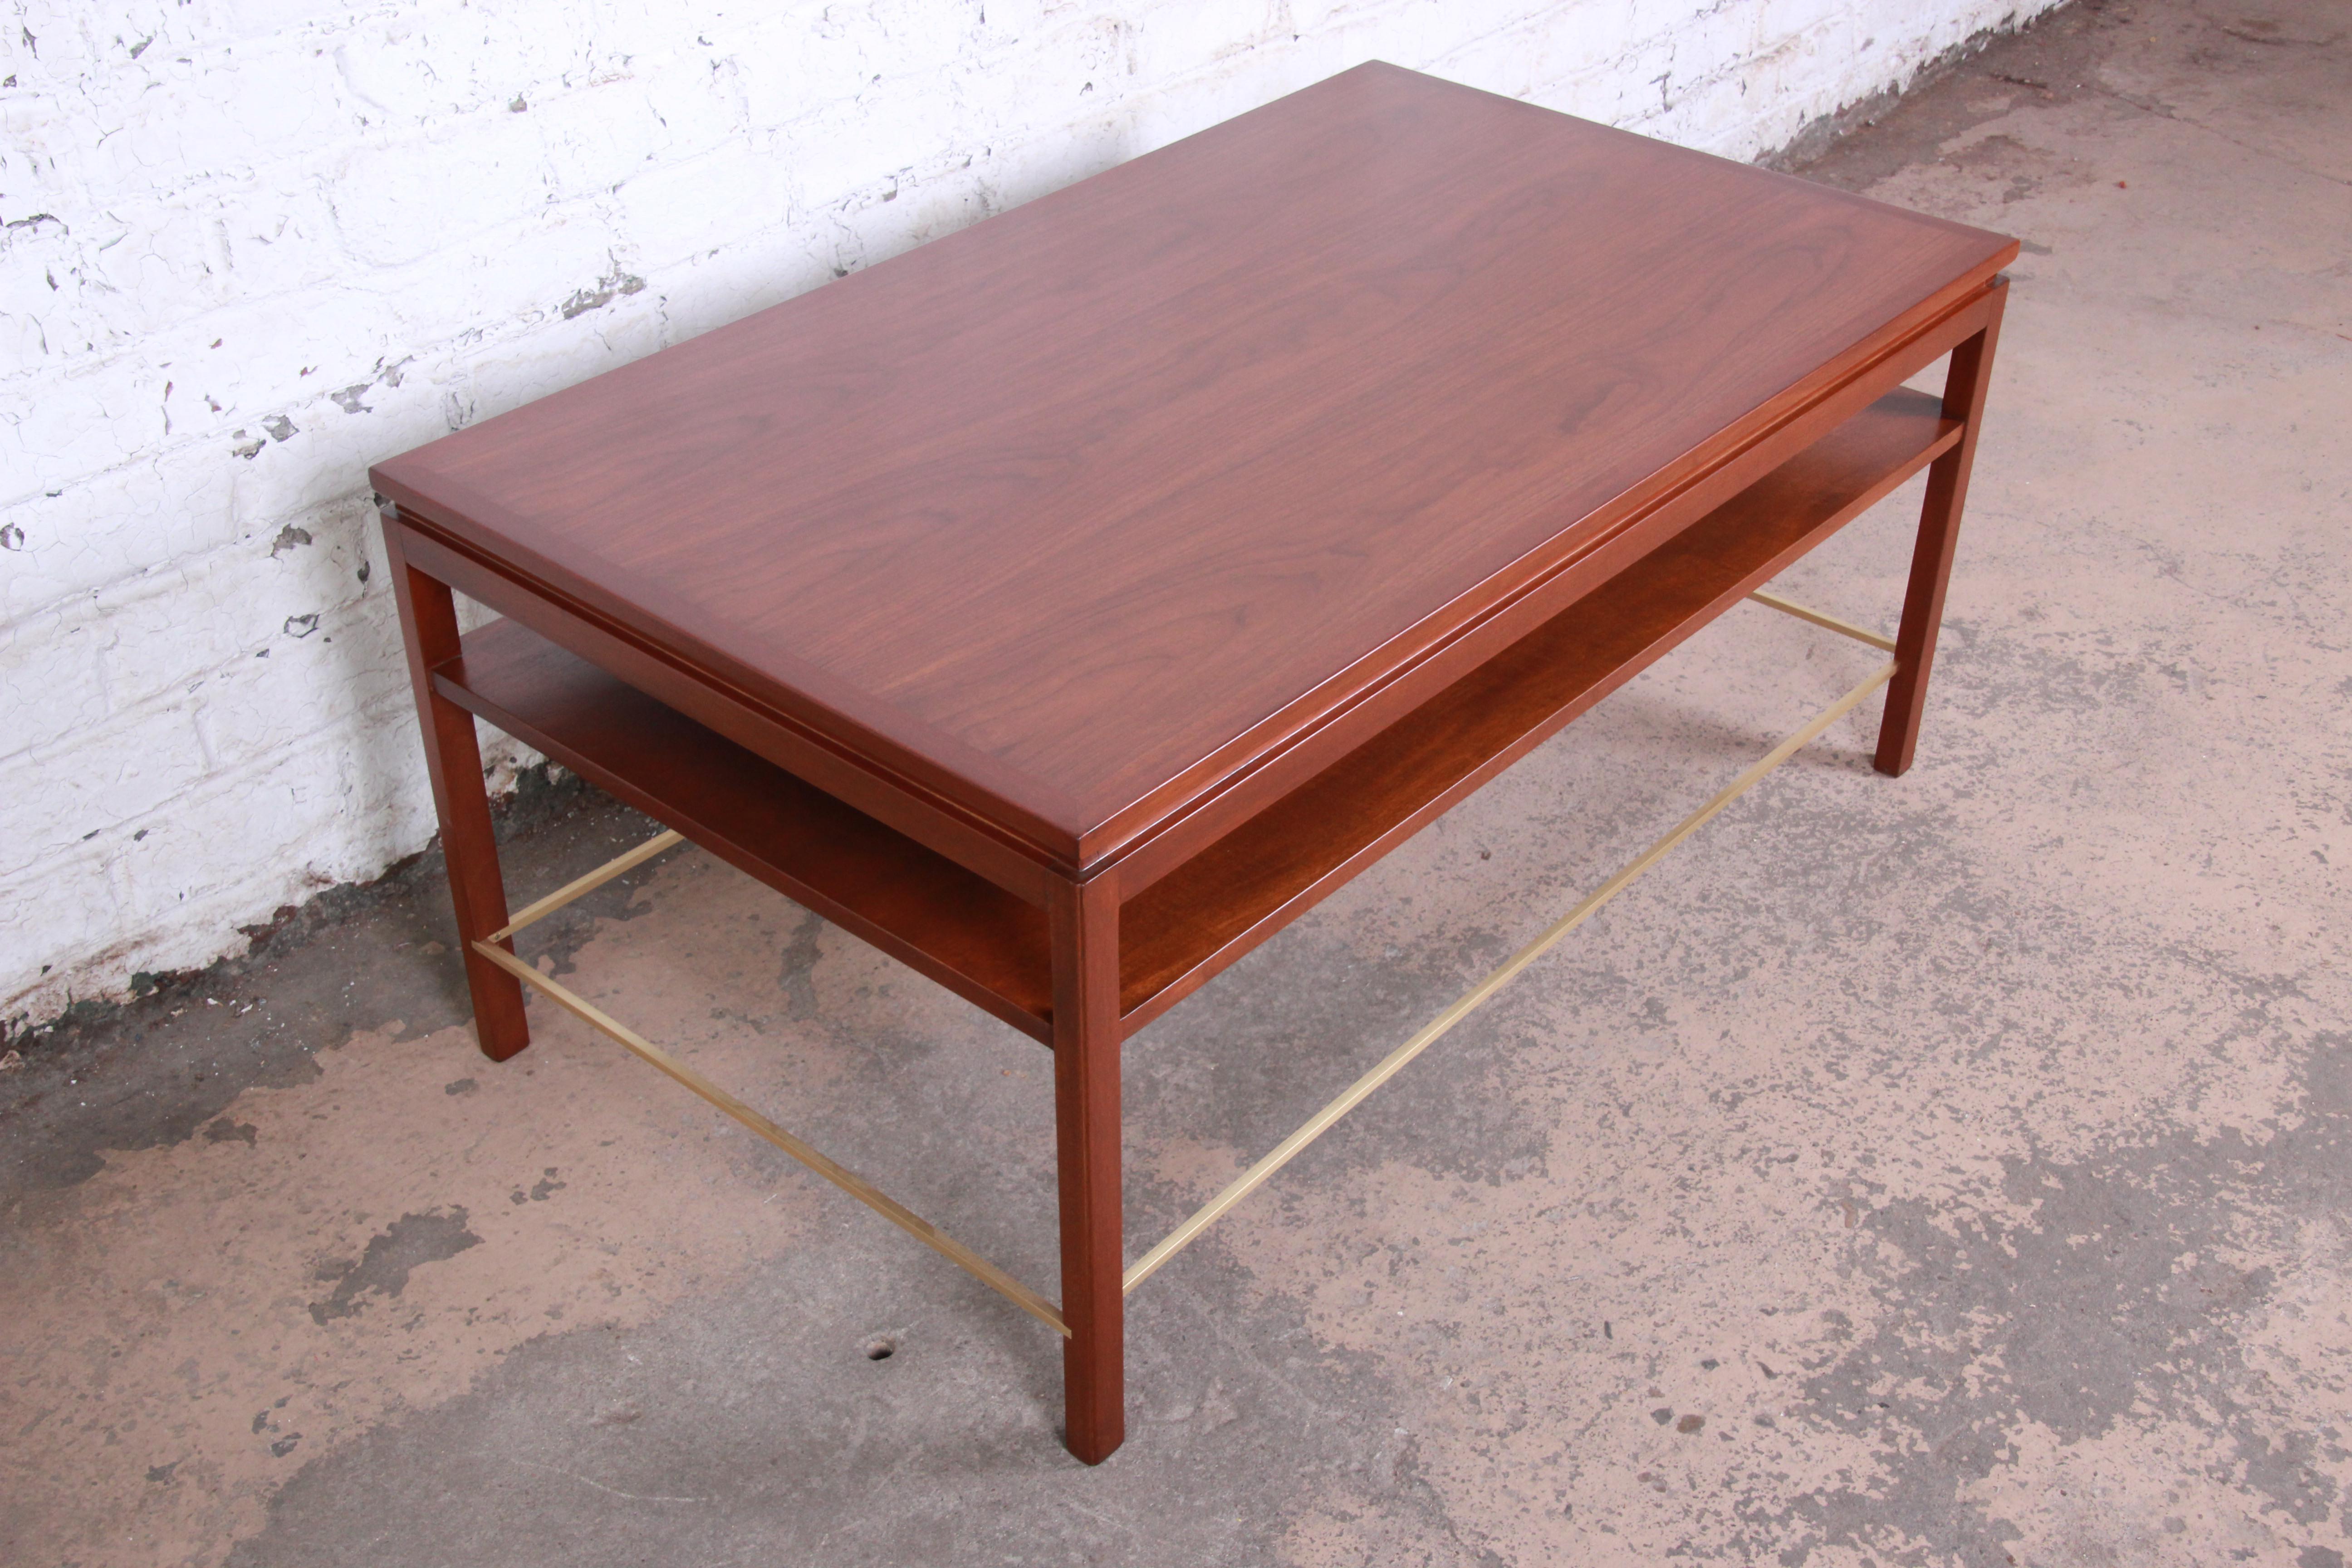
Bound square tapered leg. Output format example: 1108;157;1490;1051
1876;281;2008;777
384;518;530;1061
1049;870;1125;1463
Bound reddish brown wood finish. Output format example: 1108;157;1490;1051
371;62;2015;881
383;525;529;1060
421;385;1960;1050
1875;286;2009;776
1119;387;1961;1030
1096;274;2005;899
1049;872;1124;1464
433;619;1054;1039
374;62;2015;1466
390;519;1057;906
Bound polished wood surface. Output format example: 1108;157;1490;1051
385;533;529;1060
424;383;1968;1042
1118;386;1961;1030
391;518;1058;906
379;62;2015;1465
1876;288;2008;775
434;618;1054;1039
372;61;2014;872
1049;872;1124;1463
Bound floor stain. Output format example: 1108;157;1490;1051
308;1209;483;1325
5;3;2350;1565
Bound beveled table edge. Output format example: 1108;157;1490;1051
1083;257;2016;886
373;257;2011;892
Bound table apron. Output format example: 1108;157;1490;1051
1103;279;2005;897
385;279;1999;920
391;519;1060;907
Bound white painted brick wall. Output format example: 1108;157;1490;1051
0;0;2051;1029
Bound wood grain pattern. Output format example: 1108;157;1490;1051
1118;387;1958;1029
1876;284;2009;775
384;528;530;1060
434;620;1055;1039
429;387;1956;1043
1049;871;1124;1463
372;62;2015;872
392;518;1058;906
1093;276;2003;900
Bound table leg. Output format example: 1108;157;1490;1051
383;519;532;1061
1050;870;1125;1464
1874;279;2009;777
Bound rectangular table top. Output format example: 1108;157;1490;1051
373;62;2014;872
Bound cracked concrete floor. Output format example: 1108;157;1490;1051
5;1;2348;1563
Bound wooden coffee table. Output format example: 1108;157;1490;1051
372;62;2013;1464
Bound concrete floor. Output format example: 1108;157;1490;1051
5;1;2348;1562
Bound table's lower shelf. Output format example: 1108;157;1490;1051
432;388;1956;1045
